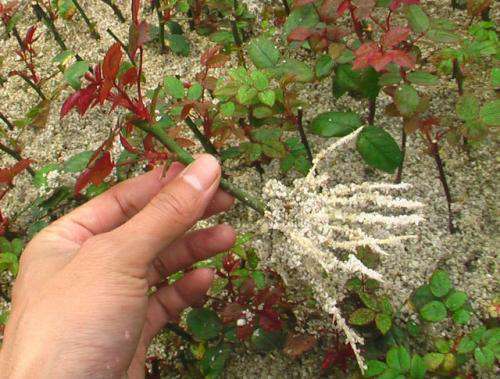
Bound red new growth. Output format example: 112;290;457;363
0;159;34;185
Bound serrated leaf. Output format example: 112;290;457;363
457;336;476;353
186;308;222;341
315;54;334;78
395;84;420;117
423;352;444;371
349;308;375;326
452;308;471;325
456;95;480;121
386;346;411;373
430;270;452;297
64;61;90;90
444;291;468;311
376;313;392;335
404;5;430;33
365;360;387;377
258;89;275;107
480;99;500;126
409;355;426;379
310;111;362;138
420;301;447;322
248;37;280;69
164;76;185;99
187;83;203;100
407;71;438;86
356;126;403;174
63;151;93;173
283;4;319;37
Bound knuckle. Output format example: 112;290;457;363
152;190;196;223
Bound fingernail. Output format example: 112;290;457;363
181;154;220;191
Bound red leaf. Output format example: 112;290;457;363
128;21;150;59
61;91;82;118
119;67;138;86
120;134;139;154
352;42;381;70
236;323;254;341
102;43;122;81
23;26;37;47
382;27;411;49
337;0;350;16
287;27;314;42
258;309;282;332
76;85;98;115
283;334;316;358
0;159;34;185
386;49;415;69
132;0;141;25
99;79;113;105
220;303;242;324
75;152;113;194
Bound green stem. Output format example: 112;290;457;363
185;117;218;156
72;0;100;40
100;0;125;23
134;121;266;214
153;0;166;53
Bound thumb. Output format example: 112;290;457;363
106;154;221;268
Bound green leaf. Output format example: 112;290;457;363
404;5;430;33
423;353;444;371
186;308;222;341
412;285;435;309
164;76;185;99
420;301;447;322
237;85;258;105
10;238;23;257
187;83;203;100
456;95;480;121
315;54;334;78
63;151;93;173
376;313;392;335
251;328;285;352
167;34;190;56
356;126;403;174
0;237;11;254
199;343;231;377
64;61;90;90
474;346;495;368
427;29;461;43
435;338;452;353
258;89;276;107
251;71;269;91
6;12;21;33
34;164;60;188
349;308;375;326
252;106;273;119
492;67;500;88
240;142;262;162
430;270;452;297
0;252;18;276
444;291;468;311
407;71;438;86
310;111;362;138
379;72;402;86
364;360;387;377
409;355;426;379
220;101;236;117
452;308;471;325
274;59;314;82
378;368;400;379
52;50;74;66
395;84;420;117
283;4;319;37
457;336;476;354
248;37;280;69
359;292;379;311
252;270;266;289
386;346;411;373
480;99;500;126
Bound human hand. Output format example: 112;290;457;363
0;155;235;378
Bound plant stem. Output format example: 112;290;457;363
395;129;406;184
11;26;24;50
153;0;167;53
32;3;65;51
19;74;46;101
295;108;313;166
185;117;218;156
452;59;464;96
368;99;376;125
0;111;15;131
72;0;100;40
134;121;266;214
431;142;456;234
100;0;125;23
0;141;35;176
281;0;290;15
230;20;246;68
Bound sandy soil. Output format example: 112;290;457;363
0;1;498;377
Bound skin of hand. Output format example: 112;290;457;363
0;154;236;379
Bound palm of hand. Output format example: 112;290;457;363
0;156;235;378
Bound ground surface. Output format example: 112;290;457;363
0;0;498;377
